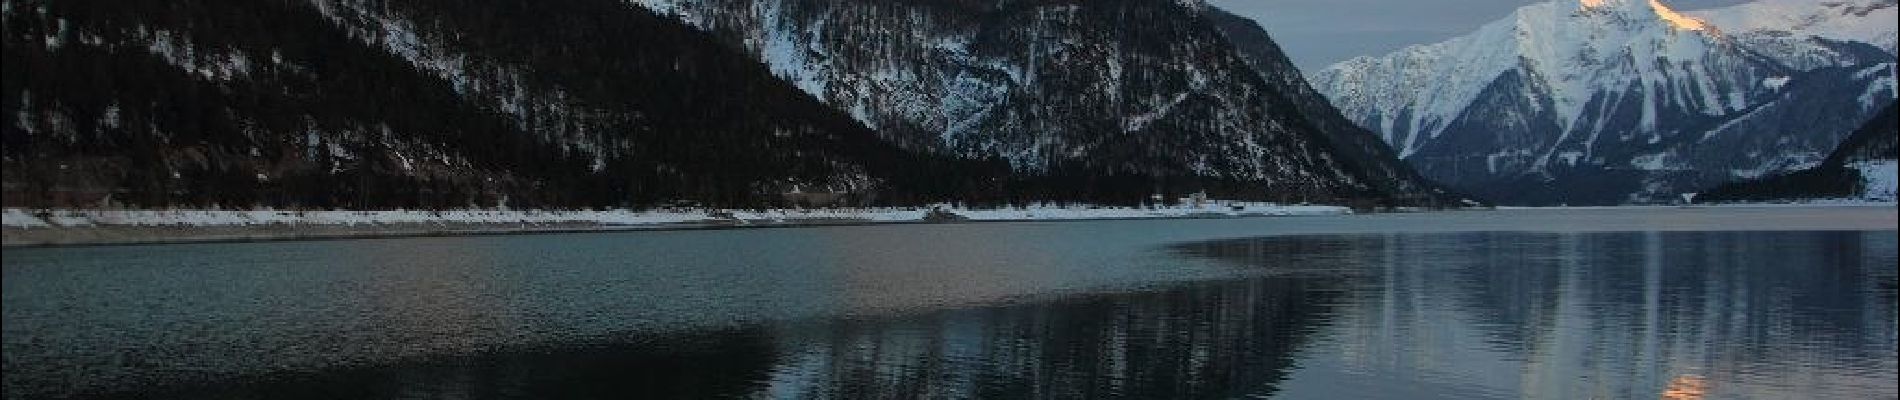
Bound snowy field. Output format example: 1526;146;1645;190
2;202;1350;229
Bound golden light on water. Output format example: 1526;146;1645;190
1661;374;1709;400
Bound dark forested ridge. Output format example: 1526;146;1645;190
1822;100;1900;166
2;0;1010;208
1695;101;1898;203
2;0;1460;209
1199;7;1472;205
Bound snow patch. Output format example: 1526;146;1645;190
1558;151;1584;166
756;0;831;101
2;209;49;228
1856;63;1898;109
1761;76;1790;91
1630;151;1686;171
1850;159;1898;201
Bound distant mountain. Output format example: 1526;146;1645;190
1690;0;1898;68
1696;101;1898;202
1312;0;1896;205
632;0;1460;205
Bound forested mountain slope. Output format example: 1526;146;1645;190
1696;101;1898;202
1;0;1000;208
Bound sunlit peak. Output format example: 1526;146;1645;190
1648;0;1711;31
1576;0;1710;31
1575;0;1638;11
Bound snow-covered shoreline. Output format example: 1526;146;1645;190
2;203;1352;247
1495;201;1898;211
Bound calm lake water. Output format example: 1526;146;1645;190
4;207;1896;399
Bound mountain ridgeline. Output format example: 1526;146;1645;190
1;0;1459;209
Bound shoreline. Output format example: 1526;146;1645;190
10;202;1892;249
1;219;928;249
1;204;1350;248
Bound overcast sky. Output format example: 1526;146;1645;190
1208;0;1756;72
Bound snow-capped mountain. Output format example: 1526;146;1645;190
631;0;1456;204
1313;0;1897;205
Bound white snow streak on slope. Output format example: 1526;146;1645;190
144;30;252;82
1856;63;1899;108
1311;15;1517;158
1125;93;1190;132
756;0;829;98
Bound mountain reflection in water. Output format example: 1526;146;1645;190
1178;231;1896;399
8;229;1895;400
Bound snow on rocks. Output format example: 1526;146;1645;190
1850;159;1898;202
953;202;1348;221
2;209;50;228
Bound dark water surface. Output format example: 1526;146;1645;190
4;207;1896;399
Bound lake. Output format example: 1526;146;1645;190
3;207;1896;399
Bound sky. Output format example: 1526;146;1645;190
1208;0;1756;72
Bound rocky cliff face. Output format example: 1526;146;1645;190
1313;0;1896;205
633;0;1458;204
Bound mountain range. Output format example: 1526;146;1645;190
1;0;1460;210
1313;0;1897;205
7;0;1886;210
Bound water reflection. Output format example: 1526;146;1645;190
7;229;1896;399
91;330;781;400
1173;231;1898;399
752;276;1343;399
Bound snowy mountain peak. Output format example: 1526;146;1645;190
1315;0;1896;205
1314;0;1741;160
1649;0;1714;31
1570;0;1712;31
